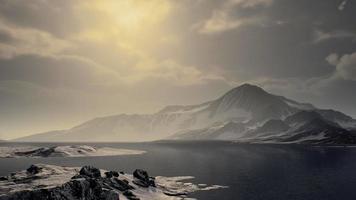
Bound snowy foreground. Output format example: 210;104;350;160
0;145;145;158
0;164;227;200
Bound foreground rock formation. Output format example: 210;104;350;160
0;164;227;200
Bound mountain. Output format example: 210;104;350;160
15;84;356;144
172;110;356;144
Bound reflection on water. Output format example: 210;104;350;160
1;141;356;200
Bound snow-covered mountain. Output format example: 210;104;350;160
171;110;356;144
15;84;356;144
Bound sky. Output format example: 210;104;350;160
0;0;355;139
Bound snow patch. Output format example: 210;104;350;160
0;145;145;158
283;99;314;110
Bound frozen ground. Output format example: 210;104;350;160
0;145;145;158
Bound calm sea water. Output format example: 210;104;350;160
1;141;356;200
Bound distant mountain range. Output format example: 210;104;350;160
15;84;356;144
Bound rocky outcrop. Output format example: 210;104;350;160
0;165;142;200
132;169;155;188
2;178;120;200
26;165;42;175
79;166;101;178
0;164;227;200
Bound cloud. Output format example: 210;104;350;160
313;29;356;43
194;0;273;34
338;0;348;11
326;52;356;81
195;11;265;34
0;54;122;91
245;51;356;107
0;20;71;59
1;0;356;136
0;0;82;37
326;53;339;66
277;52;356;91
229;0;274;8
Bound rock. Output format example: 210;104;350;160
102;189;121;200
0;164;224;200
132;169;155;187
133;169;149;182
14;147;55;157
70;174;86;179
26;165;42;174
79;166;101;178
112;171;119;177
0;177;120;200
123;190;139;200
163;191;188;196
104;171;119;178
106;178;134;191
104;171;113;178
149;179;156;187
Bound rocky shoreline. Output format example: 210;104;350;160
0;164;227;200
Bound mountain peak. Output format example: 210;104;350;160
221;83;269;100
230;83;267;95
238;83;261;89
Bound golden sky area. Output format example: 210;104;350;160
0;0;355;139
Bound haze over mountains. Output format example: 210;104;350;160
15;84;356;144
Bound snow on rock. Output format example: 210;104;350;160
0;145;145;158
282;98;315;111
0;164;227;200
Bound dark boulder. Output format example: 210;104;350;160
26;165;42;175
103;178;134;191
123;190;139;200
79;166;101;178
132;169;155;187
105;171;119;178
133;169;149;182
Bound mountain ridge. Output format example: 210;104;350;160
14;84;356;144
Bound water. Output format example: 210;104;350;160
1;141;356;200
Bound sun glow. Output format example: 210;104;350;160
72;0;179;82
79;0;171;44
97;1;169;31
